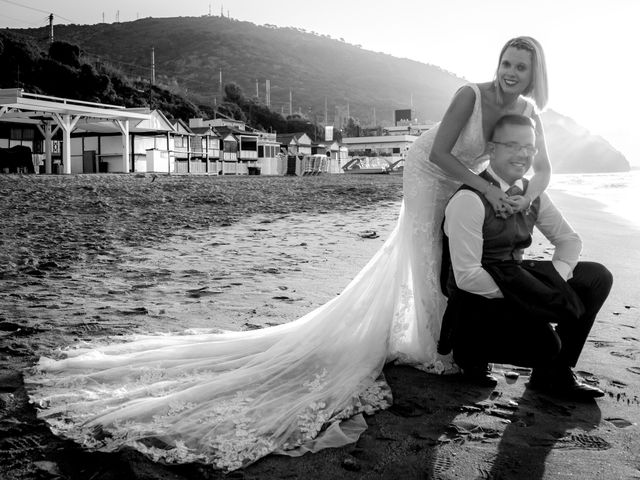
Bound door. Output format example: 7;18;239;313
83;150;97;173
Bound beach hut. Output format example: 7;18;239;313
218;132;239;175
189;125;221;174
257;132;285;175
0;88;152;174
69;109;176;174
276;133;313;175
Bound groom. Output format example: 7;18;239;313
440;114;612;400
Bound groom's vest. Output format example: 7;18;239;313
465;170;541;263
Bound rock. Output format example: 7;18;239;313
341;456;361;472
359;230;379;239
33;460;61;476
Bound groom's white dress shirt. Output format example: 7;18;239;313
443;166;582;299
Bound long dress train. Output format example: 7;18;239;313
25;84;508;471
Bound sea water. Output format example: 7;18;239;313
549;170;640;229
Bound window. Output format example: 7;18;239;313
10;128;34;141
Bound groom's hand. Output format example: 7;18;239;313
484;185;513;219
505;195;533;214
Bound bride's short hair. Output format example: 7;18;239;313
495;36;549;111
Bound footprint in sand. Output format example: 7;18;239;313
622;336;639;342
609;379;628;388
610;351;633;359
557;433;611;450
588;340;615;348
626;366;640;376
425;451;453;477
605;417;634;428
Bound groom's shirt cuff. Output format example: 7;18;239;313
444;190;503;298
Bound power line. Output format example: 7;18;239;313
0;0;77;24
0;11;42;26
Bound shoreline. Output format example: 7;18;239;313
1;175;639;479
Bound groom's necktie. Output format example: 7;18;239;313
506;185;524;196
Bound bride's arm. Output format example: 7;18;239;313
429;86;508;213
507;112;552;212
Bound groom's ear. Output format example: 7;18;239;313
487;142;495;158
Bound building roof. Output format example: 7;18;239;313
190;126;220;137
276;132;312;145
0;88;171;134
214;125;259;137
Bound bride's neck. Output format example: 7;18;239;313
500;92;519;110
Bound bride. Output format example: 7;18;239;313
26;36;551;471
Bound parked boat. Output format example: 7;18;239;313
342;156;391;174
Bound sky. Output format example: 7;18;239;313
1;0;638;165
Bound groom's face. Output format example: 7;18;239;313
489;124;536;185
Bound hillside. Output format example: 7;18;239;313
7;16;630;173
16;15;465;125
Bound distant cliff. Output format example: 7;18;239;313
541;110;630;173
6;16;630;173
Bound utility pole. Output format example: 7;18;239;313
219;69;223;102
255;79;259;99
102;12;105;23
372;107;376;127
289;89;292;116
48;14;54;43
151;48;155;85
324;96;328;125
265;79;271;107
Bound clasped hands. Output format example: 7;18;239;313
484;185;531;219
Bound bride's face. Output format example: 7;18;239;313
497;47;533;96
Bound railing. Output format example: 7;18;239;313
239;150;258;160
13;89;128;110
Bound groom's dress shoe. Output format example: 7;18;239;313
529;367;604;400
461;364;498;388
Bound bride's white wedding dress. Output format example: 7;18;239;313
26;84;528;471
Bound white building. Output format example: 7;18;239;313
340;134;419;162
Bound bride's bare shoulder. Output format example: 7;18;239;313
475;82;497;100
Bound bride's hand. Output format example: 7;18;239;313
483;184;512;219
505;195;533;214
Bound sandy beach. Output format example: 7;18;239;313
0;174;638;480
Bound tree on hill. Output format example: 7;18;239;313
0;32;201;120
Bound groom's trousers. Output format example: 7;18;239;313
450;261;613;370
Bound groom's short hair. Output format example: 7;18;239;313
490;114;537;140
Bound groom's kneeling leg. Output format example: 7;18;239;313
452;295;562;369
558;261;613;366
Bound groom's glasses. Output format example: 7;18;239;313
491;141;538;157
